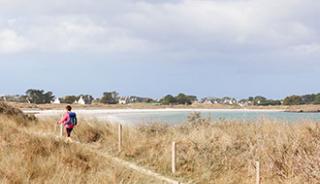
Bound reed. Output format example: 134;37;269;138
1;103;319;183
34;113;320;183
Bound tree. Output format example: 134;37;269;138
301;94;316;104
160;93;197;105
176;93;189;104
253;96;267;105
175;93;197;105
100;91;119;104
313;94;320;104
283;95;303;105
258;100;281;106
248;97;254;101
160;95;176;105
60;96;79;104
25;89;55;104
80;95;94;104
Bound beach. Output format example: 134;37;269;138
23;108;320;125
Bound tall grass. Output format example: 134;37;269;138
32;113;320;184
0;104;160;184
1;102;320;183
60;115;320;184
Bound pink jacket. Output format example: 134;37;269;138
58;112;74;128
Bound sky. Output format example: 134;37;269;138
0;0;320;99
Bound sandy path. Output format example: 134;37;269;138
26;130;185;184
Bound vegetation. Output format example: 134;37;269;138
160;95;176;105
80;95;94;104
25;89;55;104
0;103;160;183
78;114;320;183
160;93;197;105
100;91;119;104
59;95;94;104
3;88;320;107
1;102;317;183
283;95;303;105
0;102;36;122
59;95;79;104
253;96;281;106
239;96;281;106
283;93;320;105
0;95;27;103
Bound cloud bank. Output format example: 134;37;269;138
0;0;319;56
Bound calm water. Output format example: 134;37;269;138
105;111;320;124
31;109;320;124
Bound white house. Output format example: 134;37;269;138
119;96;129;104
203;99;213;104
77;96;86;105
52;98;61;104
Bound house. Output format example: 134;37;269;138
76;96;86;105
119;96;130;104
52;98;61;104
203;99;213;104
118;96;154;104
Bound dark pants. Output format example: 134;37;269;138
66;128;73;137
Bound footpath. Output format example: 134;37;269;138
26;130;187;184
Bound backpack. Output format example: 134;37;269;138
67;112;77;126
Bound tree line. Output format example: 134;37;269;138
160;93;198;105
283;94;320;105
239;96;282;106
0;90;135;105
1;89;320;106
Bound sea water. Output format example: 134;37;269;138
26;109;320;124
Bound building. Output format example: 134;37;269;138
201;97;238;105
76;96;86;105
203;99;213;104
52;98;61;104
119;96;130;104
118;96;154;104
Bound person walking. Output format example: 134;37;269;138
57;105;77;142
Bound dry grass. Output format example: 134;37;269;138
0;102;37;124
32;113;320;184
285;104;320;112
7;101;290;110
0;104;162;184
2;102;320;183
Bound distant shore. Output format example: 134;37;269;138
24;108;285;115
7;102;320;113
283;104;320;113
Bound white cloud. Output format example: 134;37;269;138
289;43;320;54
0;0;319;56
25;18;152;53
0;29;32;53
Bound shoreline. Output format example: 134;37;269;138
22;108;320;125
23;108;285;115
7;102;320;113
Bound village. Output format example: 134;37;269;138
0;91;276;107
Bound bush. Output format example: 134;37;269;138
160;93;197;105
283;95;303;105
0;102;37;124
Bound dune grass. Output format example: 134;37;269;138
0;112;160;183
1;102;320;183
114;117;320;184
31;113;320;184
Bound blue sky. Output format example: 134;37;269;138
0;0;320;99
